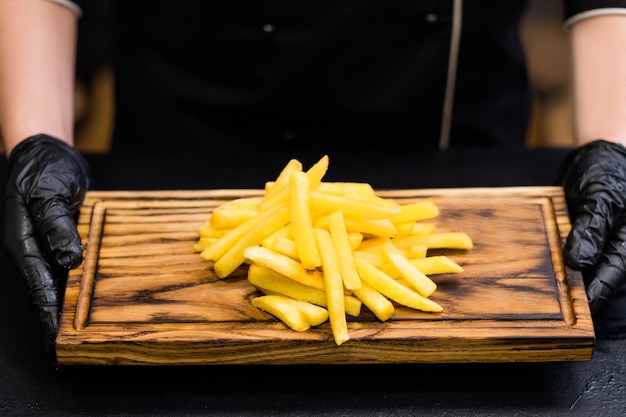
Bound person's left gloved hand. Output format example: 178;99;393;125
3;134;91;357
559;139;626;316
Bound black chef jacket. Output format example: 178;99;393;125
76;1;626;154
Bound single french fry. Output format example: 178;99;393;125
380;255;463;278
210;197;262;228
248;265;362;317
411;255;464;275
309;191;402;220
380;240;437;297
328;211;361;290
346;217;398;238
315;228;350;345
212;205;291;278
355;259;443;313
252;295;310;332
402;232;474;250
243;245;325;290
286;298;329;326
352;283;394;321
305;155;330;190
289;170;322;270
388;201;439;224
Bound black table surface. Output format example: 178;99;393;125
2;147;626;417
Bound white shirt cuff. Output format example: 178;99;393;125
45;0;82;18
564;8;626;30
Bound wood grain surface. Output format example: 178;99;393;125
55;187;595;365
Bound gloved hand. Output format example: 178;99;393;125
3;134;91;355
559;139;626;315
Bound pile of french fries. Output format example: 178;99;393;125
195;155;473;345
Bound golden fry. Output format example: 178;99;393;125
411;255;464;275
289;170;322;270
315;181;376;196
403;232;474;250
347;232;364;250
286;298;329;326
309;191;402;220
305;155;330;190
315;228;350;345
355;258;443;313
352;283;394;321
328;211;361;290
210;197;262;228
252;295;310;332
380;255;463;277
388;201;439;224
380;240;437;297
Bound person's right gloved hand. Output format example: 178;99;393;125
3;134;91;357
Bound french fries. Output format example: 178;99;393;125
196;155;473;345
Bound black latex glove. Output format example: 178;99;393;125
3;134;91;354
559;139;626;315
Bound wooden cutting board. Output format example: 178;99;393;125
55;186;595;365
